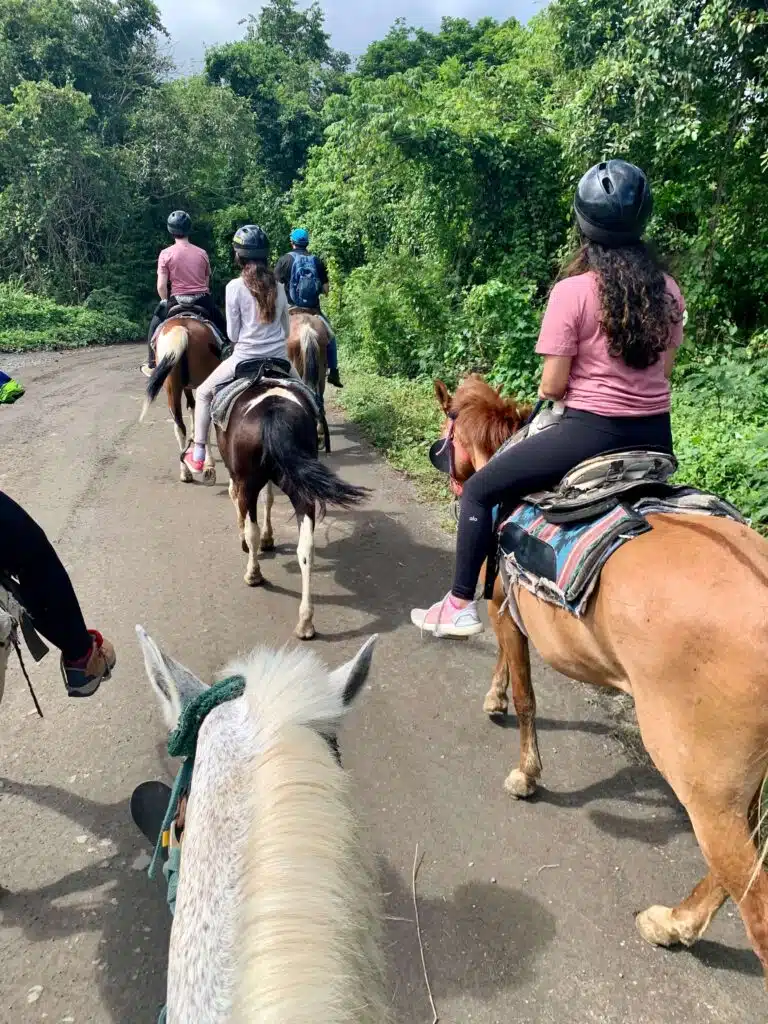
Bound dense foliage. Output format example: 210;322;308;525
0;0;766;519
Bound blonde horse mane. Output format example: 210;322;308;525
223;646;390;1023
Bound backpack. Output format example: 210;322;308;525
289;252;321;308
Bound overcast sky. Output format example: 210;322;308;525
156;0;545;72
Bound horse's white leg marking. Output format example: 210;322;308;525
260;482;275;552
230;479;246;551
174;423;186;452
295;514;315;640
202;421;216;485
244;513;263;587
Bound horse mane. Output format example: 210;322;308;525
451;375;532;457
222;647;390;1024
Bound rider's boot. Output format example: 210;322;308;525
328;369;343;388
62;630;116;697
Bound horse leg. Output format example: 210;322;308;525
185;387;195;439
293;500;315;640
484;576;511;714
168;377;191;482
631;691;768;974
243;493;264;587
229;479;247;553
260;482;275;552
491;597;541;798
636;872;727;949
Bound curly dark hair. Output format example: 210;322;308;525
236;254;277;323
562;241;682;370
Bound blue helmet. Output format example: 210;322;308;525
290;227;309;247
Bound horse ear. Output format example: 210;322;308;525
434;380;451;414
135;626;208;732
329;635;377;708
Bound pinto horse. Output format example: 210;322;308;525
434;374;768;978
287;310;331;453
216;366;367;639
140;318;221;483
135;627;390;1022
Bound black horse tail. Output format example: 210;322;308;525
139;325;188;422
260;401;368;517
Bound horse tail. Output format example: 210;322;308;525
139;325;188;422
299;321;320;394
749;774;768;893
259;402;367;517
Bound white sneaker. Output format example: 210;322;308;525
410;593;484;638
140;364;154;378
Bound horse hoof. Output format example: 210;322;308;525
245;571;264;587
503;769;537;799
180;466;193;484
202;467;216;486
295;623;316;641
636;905;686;948
483;692;508;717
260;538;275;553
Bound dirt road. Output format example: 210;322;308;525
0;347;762;1023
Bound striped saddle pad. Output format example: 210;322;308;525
497;486;745;617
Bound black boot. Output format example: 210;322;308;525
328;369;343;388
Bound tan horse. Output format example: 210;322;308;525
139;318;222;483
434;374;768;978
287;311;331;452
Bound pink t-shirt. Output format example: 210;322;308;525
157;240;210;297
535;271;685;417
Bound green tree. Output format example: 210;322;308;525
0;81;129;299
205;0;349;190
0;0;169;139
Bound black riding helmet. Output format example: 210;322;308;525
167;210;192;237
574;160;652;247
233;224;269;261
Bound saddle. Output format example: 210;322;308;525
233;356;293;382
492;451;746;623
166;293;210;320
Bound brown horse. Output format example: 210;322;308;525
287;311;331;453
434;374;768;978
140;318;221;483
216;374;367;639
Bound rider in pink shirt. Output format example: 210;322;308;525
141;211;228;377
412;159;686;637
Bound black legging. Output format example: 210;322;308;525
146;293;228;363
0;491;92;662
452;408;673;600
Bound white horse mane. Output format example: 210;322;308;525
218;645;388;1023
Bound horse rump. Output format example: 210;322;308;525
260;399;368;517
139;325;189;422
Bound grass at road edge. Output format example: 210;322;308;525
334;350;452;505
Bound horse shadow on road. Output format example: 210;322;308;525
0;772;170;1023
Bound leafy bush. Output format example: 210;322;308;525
0;284;141;351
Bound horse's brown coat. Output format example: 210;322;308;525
435;375;768;978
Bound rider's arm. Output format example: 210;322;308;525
226;281;241;344
317;257;329;296
539;356;572;400
157;248;170;299
535;279;579;400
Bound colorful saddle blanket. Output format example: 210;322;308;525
498;486;746;619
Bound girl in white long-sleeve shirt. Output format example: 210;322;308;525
183;225;296;475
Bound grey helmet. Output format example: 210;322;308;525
574;160;652;246
233;224;269;261
167;210;192;238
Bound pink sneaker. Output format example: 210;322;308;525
410;593;483;638
182;450;205;474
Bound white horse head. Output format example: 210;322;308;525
136;626;390;1024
